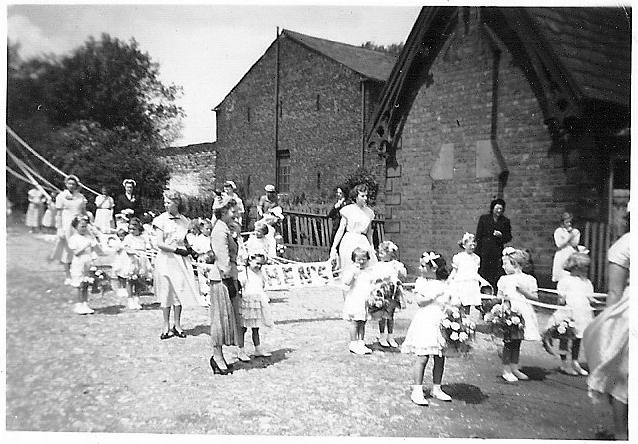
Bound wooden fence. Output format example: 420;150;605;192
582;221;610;291
281;210;385;251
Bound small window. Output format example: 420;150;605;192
247;106;251;122
277;151;290;193
316;94;321;111
316;171;321;190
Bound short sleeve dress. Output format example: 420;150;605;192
552;227;580;282
496;272;541;341
25;188;46;228
152;212;202;308
67;232;99;288
554;275;594;338
583;232;629;404
342;267;374;321
449;252;483;306
337;204;378;276
401;278;451;356
53;190;87;264
94;195;115;232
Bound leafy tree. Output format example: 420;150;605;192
360;41;404;56
343;168;380;206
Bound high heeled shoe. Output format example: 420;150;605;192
172;327;187;338
209;356;231;375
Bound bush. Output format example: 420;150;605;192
342;167;380;205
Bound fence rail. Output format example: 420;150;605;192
281;210;384;249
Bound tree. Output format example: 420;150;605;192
360;41;404;56
343;168;380;206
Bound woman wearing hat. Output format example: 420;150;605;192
152;190;202;340
257;184;279;218
475;198;512;289
211;194;250;363
116;179;142;218
52;175;88;284
552;211;580;283
222;180;245;226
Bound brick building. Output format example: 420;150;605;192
158;142;216;197
366;7;630;287
213;29;397;202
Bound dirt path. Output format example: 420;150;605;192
5;222;613;437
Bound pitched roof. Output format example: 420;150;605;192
526;7;631;107
282;29;398;82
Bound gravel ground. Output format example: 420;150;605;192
5;222;616;438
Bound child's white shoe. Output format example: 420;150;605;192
82;302;94;315
410;385;429;406
117;288;128;298
133;296;143;310
387;335;399;348
572;361;589;376
502;372;518;382
511;367;529;380
64;278;72;286
432;385;452;402
254;346;271;357
348;341;359;354
359;340;372;354
73;302;85;314
237;348;251;362
379;333;390;347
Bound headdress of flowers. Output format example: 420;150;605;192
502;246;517;257
460;232;474;244
421;251;440;267
384;240;399;252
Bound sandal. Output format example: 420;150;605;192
160;331;172;340
172;327;187;338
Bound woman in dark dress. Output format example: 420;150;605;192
475;198;512;289
327;187;347;246
115;178;142;217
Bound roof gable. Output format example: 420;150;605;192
282;29;397;82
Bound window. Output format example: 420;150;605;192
276;151;290;193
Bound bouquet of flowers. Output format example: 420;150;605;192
275;234;287;256
87;266;113;294
367;280;401;315
541;317;577;356
441;306;476;354
483;302;525;340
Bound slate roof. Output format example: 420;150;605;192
282;29;398;82
526;7;631;107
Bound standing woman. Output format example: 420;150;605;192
475;198;512;289
210;195;251;362
152;190;202;340
327;187;348;247
25;187;46;233
94;186;115;233
551;212;580;283
52;175;87;284
116;179;142;218
329;183;378;277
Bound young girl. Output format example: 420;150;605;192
497;248;541;382
245;221;271;259
449;232;490;315
41;191;59;234
67;215;103;314
551;252;594;376
110;228;130;298
372;240;407;348
402;251;453;405
122;218;152;310
115;213;129;233
238;253;272;357
191;218;213;255
342;247;375;355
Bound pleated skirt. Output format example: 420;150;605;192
209;281;239;347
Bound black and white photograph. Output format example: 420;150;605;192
4;1;633;441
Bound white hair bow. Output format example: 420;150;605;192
461;232;474;244
421;251;440;266
502;246;516;256
385;241;399;252
577;245;590;255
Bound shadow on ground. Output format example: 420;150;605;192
438;383;489;404
93;305;126;315
230;347;294;372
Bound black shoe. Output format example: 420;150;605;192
209;356;231;375
160;331;172;340
172;327;187;338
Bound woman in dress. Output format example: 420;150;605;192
152;190;202;340
52;175;88;284
329;183;378;276
210;194;251;362
116;178;142;218
94;186;115;232
327;187;347;247
475;198;512;289
25;187;46;233
222;180;245;227
551;212;580;283
583;231;629;440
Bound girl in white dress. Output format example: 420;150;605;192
121;218;152;310
94;186;115;232
25;187;46;232
496;248;541;382
239;253;272;357
41;191;59;234
371;241;407;348
551;252;595;376
448;232;491;315
68;215;103;315
330;184;378;278
342;247;375;355
552;212;580;283
402;251;453;405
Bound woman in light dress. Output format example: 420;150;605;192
152;190;202;340
52;175;88;284
25;187;46;232
94;186;115;232
329;183;378;277
552;212;580;283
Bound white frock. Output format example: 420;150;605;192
401;278;450;356
342;267;374;321
449;252;483;306
553;275;594;338
552;227;580;282
496;273;541;341
337;204;377;277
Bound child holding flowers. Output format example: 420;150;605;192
342;247;375;355
496;247;541;382
121;218;152;310
401;251;453;405
449;232;491;315
239;253;273;357
546;251;594;376
370;240;407;348
68;215;103;315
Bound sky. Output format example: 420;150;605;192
7;2;422;147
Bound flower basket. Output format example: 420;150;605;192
483;302;525;341
441;305;475;356
87;266;113;294
544;318;577;341
367;280;401;317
